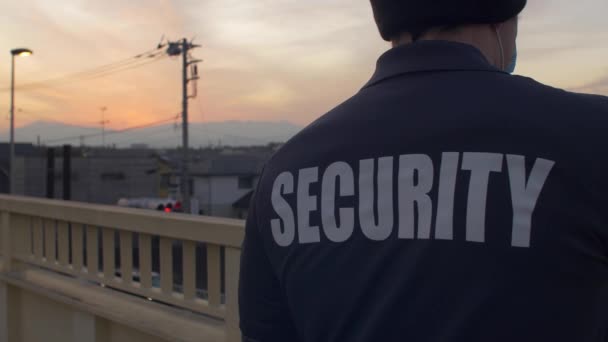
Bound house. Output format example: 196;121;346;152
2;142;277;218
55;148;163;204
0;143;46;195
188;147;274;218
4;145;166;205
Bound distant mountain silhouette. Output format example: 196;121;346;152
3;120;304;148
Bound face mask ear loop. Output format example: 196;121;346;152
494;25;505;71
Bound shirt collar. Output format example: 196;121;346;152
363;40;506;89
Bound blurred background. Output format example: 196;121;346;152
0;0;606;217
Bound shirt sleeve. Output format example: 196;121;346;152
238;190;300;342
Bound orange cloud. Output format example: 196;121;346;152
0;0;606;140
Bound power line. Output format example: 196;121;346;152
6;59;160;93
111;126;180;146
6;47;163;87
42;114;180;145
109;119;180;144
16;54;168;92
60;53;168;82
66;47;164;76
198;126;271;144
107;115;180;135
0;49;168;92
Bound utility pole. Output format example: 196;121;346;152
167;38;201;214
9;48;33;195
9;55;15;194
62;145;71;200
99;106;109;147
46;148;55;199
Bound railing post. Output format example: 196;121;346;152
0;212;11;272
73;311;104;342
207;244;222;308
0;211;18;342
225;247;241;342
0;281;20;342
0;281;11;342
0;282;7;342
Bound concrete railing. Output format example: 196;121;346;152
0;195;244;342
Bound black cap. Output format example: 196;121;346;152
371;0;527;41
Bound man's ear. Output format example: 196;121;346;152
490;23;506;71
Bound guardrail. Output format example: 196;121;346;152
0;195;245;342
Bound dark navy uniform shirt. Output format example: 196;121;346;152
239;41;608;342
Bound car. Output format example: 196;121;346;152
117;197;183;213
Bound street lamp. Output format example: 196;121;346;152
9;48;33;194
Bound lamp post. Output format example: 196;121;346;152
9;48;33;194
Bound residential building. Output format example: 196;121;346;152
1;143;278;217
2;145;164;205
190;151;269;218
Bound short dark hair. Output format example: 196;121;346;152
408;24;463;41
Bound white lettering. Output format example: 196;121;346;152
297;167;321;244
270;172;296;247
359;157;394;241
462;153;503;243
398;154;434;239
435;153;459;240
321;162;355;243
269;152;555;248
507;155;555;248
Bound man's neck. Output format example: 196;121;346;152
391;25;501;69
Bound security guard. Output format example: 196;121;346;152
239;1;608;341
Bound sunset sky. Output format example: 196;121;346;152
1;0;607;135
